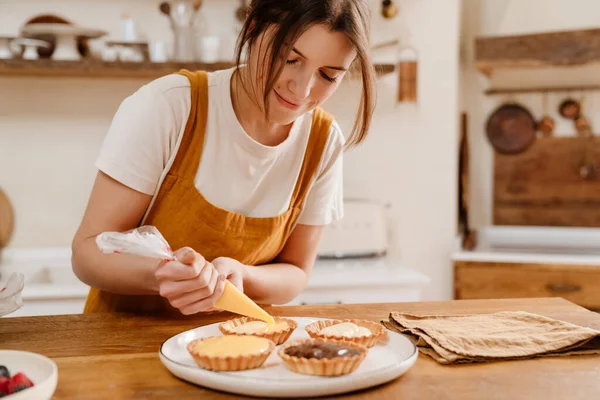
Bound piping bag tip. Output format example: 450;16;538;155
215;280;275;324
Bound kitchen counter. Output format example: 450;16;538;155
453;226;600;265
452;248;600;265
2;298;600;399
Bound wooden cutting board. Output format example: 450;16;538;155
494;136;600;227
0;188;15;249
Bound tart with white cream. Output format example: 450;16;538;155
218;316;297;345
305;319;386;348
278;338;367;376
187;335;275;371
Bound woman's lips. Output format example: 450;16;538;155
274;90;301;111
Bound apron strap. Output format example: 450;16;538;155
170;69;209;180
289;107;335;207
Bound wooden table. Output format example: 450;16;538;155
2;297;600;399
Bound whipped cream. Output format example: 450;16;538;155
320;322;372;338
230;321;289;334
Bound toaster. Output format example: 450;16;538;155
316;198;389;259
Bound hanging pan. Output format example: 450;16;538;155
485;103;537;155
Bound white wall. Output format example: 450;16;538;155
1;0;461;301
461;0;600;229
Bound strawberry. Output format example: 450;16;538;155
7;372;34;394
0;376;9;396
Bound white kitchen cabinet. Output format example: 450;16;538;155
287;258;431;306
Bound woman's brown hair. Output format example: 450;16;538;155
234;0;376;149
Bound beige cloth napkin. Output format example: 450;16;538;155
382;311;600;364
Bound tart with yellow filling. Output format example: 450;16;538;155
305;319;386;348
218;316;297;345
278;338;367;376
187;335;275;371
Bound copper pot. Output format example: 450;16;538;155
537;115;555;137
558;98;581;120
486;103;537;154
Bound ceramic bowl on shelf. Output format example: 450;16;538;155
20;23;107;61
11;38;51;60
0;36;18;59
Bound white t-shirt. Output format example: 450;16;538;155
96;67;345;226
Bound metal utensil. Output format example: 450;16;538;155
159;0;202;62
576;97;596;180
159;2;172;18
537;93;555;137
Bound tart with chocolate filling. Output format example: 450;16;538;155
305;319;386;348
278;338;367;376
187;335;275;371
219;316;297;345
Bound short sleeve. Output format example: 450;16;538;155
95;77;184;195
297;120;345;226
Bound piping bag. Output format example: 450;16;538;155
95;226;274;324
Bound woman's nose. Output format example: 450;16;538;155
288;71;314;101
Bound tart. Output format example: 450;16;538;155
187;335;275;371
218;316;297;345
278;338;367;376
305;319;386;348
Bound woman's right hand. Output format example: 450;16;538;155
155;247;226;315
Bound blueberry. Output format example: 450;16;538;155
13;385;31;393
0;366;8;379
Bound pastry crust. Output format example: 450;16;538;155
305;319;386;348
278;338;367;376
218;316;298;345
187;336;275;371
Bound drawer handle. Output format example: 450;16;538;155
546;283;582;293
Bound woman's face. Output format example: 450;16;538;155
248;24;357;125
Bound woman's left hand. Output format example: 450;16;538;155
211;257;246;293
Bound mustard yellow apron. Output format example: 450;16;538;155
84;70;334;314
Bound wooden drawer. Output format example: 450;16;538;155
454;261;600;311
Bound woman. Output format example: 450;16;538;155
72;0;376;315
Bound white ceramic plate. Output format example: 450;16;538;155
0;350;58;400
159;316;417;398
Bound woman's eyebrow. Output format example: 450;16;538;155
292;47;348;71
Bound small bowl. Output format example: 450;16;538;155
0;350;57;400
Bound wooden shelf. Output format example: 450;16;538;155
0;59;396;79
485;85;600;95
0;58;235;79
475;28;600;76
